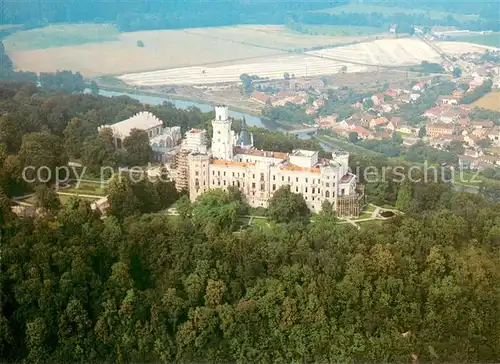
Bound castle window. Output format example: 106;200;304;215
260;183;265;191
296;177;298;182
253;174;255;179
252;182;256;189
273;175;276;181
295;187;298;192
260;173;264;181
243;173;245;177
223;171;226;177
272;184;276;191
281;176;284;181
326;183;330;188
305;187;308;193
232;172;235;177
237;181;241;187
312;188;315;194
325;191;330;198
223;180;226;186
288;177;290;182
218;171;220;176
218;181;221;186
312;197;315;201
195;171;199;176
305;196;308;200
218;130;221;134
318;188;320;194
195;178;199;187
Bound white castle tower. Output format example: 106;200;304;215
211;105;233;160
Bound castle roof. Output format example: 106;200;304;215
237;118;253;147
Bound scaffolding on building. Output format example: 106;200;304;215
336;184;365;218
172;150;190;192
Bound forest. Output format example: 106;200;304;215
1;79;500;362
0;0;498;33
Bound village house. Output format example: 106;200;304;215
386;117;402;133
463;135;483;148
397;124;414;135
316;114;338;129
439;109;460;124
384;89;400;98
351;112;376;127
427;123;455;138
472;120;495;129
479;155;499;166
487;127;500;146
403;137;419;147
410;93;421;102
250;91;271;105
351;101;363;109
423;106;443;120
468;76;484;91
371;93;385;106
436;95;459;106
368;131;392;141
305;107;317;115
369;117;389;130
312;99;324;109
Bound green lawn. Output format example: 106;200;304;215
449;33;500;48
58;194;100;205
315;4;482;22
4;23;120;51
302;25;385;36
61;182;107;196
251;217;270;228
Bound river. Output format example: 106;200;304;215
98;89;266;128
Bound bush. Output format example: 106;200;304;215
136;40;144;47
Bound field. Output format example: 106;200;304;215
436;41;500;54
472;92;500;112
315;4;483;22
446;33;500;48
4;24;120;51
183;25;383;51
6;26;286;76
118;38;446;86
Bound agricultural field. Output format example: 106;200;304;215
436;41;500;54
183;25;382;51
118;53;370;86
315;4;483;22
472;92;500;112
6;26;286;76
309;38;442;66
4;24;120;51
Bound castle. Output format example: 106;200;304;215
184;105;362;216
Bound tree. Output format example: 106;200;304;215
266;185;309;223
418;126;426;138
176;195;192;219
19;132;68;184
283;72;290;80
348;132;359;143
90;81;99;95
123;129;152;166
136;40;145;47
341;65;347;74
452;67;462;78
395;180;413;212
107;175;141;220
34;184;61;214
64;117;96;159
392;132;403;144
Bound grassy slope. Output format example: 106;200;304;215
4;23;120;51
315;4;482;22
472;92;500;112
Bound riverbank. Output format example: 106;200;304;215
95;81;263;118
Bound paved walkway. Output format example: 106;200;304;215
56;192;103;199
